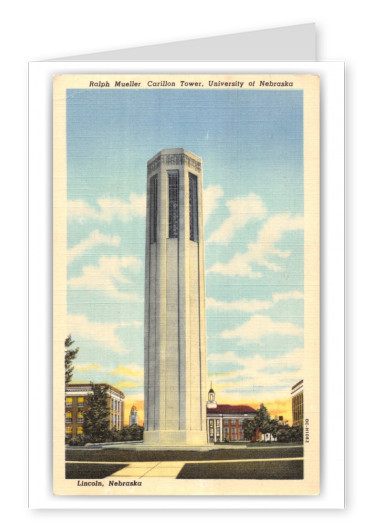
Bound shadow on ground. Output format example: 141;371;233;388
66;463;128;479
177;460;303;480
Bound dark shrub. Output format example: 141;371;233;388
68;434;87;446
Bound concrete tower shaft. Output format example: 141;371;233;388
144;148;207;445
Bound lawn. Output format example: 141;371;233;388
177;460;303;480
66;445;303;463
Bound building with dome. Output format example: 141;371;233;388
206;386;257;443
207;383;217;409
129;405;138;426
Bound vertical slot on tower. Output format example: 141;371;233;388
189;173;199;242
168;171;179;238
150;175;157;244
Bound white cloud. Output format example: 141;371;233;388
207;213;304;278
246;213;304;272
67;194;146;223
67;314;141;353
206;297;272;313
207;348;304;404
207;252;262;279
206;290;303;313
208;349;304;380
272;291;304;303
203;185;224;225
68;255;142;300
74;362;106;372
110;363;144;381
67;230;121;264
207;351;242;364
221;315;303;343
207;192;267;243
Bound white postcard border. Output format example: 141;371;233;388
29;60;344;509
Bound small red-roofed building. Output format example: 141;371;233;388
206;386;257;442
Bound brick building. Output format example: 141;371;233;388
206;386;257;442
65;383;125;438
291;379;304;427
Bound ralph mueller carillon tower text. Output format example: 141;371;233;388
144;148;208;445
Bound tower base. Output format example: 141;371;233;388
143;430;208;446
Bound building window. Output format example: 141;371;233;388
168;171;179;238
66;426;72;435
189;173;199;242
77;412;84;423
231;419;236;425
150;175;157;243
66;397;73;407
77;426;83;435
77;397;84;407
224;419;228;425
66;412;72;423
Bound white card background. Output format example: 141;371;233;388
49;23;315;61
29;59;344;509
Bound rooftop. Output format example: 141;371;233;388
206;404;257;414
66;383;125;398
147;147;201;164
291;379;303;391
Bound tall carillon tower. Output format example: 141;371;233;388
144;148;208;445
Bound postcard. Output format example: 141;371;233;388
53;73;320;496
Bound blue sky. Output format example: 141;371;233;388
66;88;304;422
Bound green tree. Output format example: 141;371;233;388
290;425;303;443
83;383;110;442
243;417;258;441
108;427;124;442
274;425;303;443
269;418;280;441
258;403;272;439
128;424;144;441
65;335;79;384
243;404;272;442
276;428;291;443
118;424;144;442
